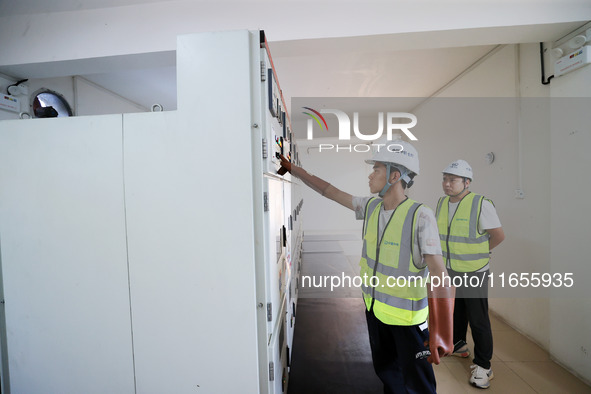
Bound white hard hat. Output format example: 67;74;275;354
442;159;473;180
365;140;420;175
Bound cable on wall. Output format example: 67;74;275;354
6;79;28;95
540;42;554;85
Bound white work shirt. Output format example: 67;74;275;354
353;196;442;269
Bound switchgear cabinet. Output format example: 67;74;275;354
0;30;302;394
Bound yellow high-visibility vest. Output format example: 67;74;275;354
359;197;428;326
436;193;491;273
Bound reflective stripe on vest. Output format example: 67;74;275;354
436;193;490;272
359;197;428;326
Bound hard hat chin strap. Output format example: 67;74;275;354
378;164;413;197
449;178;469;197
378;164;393;197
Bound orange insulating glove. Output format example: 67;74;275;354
277;154;292;175
426;285;455;364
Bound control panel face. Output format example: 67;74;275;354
262;48;293;176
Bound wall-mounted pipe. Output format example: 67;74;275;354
540;42;554;85
515;44;524;198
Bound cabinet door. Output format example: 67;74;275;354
0;115;135;394
265;176;286;330
123;111;261;393
268;298;288;394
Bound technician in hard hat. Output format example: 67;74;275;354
278;141;455;394
436;160;505;389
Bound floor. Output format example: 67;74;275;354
287;297;591;394
287;235;591;394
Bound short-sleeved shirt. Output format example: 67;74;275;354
353;196;442;269
446;198;501;232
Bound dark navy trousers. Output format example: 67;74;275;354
365;309;436;394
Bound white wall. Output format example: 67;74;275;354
73;77;147;115
296;132;371;235
413;44;554;352
548;60;591;383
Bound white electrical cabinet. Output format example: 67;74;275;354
0;115;136;394
0;30;303;394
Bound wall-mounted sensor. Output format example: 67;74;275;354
568;34;587;49
151;103;163;112
6;79;28;96
485;152;495;165
551;47;564;58
8;84;28;96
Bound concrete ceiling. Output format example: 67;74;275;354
0;0;179;16
80;22;581;115
0;1;587;126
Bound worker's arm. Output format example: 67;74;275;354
424;253;447;280
487;227;505;250
423;253;455;365
279;155;354;211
